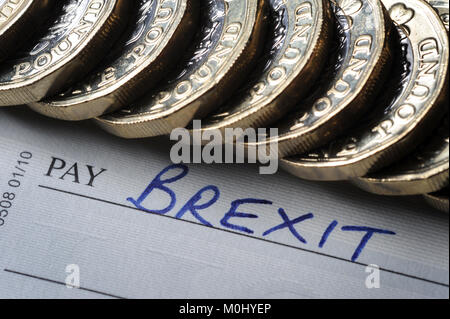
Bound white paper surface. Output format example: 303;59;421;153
0;107;448;299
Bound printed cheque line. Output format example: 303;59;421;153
38;184;449;288
4;269;126;299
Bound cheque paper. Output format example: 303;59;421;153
0;107;448;299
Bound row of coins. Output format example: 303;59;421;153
0;0;448;212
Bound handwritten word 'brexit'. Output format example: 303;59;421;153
127;164;396;262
